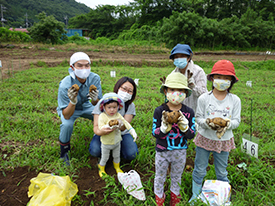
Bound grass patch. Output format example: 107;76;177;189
0;60;274;205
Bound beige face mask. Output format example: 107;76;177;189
166;92;186;105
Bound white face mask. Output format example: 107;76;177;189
117;90;132;102
166;92;186;105
73;67;90;79
213;79;231;91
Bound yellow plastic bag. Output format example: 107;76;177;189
27;172;78;206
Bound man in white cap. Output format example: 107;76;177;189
57;52;102;165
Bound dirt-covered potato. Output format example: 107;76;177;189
89;85;97;92
209;117;227;127
109;119;119;127
166;111;180;124
72;84;79;91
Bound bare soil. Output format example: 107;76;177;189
1;43;274;80
0;44;274;206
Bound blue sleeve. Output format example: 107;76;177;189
57;77;70;111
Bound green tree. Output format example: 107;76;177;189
255;0;275;21
239;8;275;48
28;12;67;44
132;0;189;26
69;5;136;39
70;5;117;38
155;11;204;47
114;5;136;33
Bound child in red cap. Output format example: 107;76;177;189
189;60;241;203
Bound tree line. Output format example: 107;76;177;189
68;0;275;49
1;0;275;49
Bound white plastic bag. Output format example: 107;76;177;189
118;170;146;201
199;180;231;206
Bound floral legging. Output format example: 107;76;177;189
154;149;187;198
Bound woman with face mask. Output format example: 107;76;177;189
161;44;208;113
89;77;139;161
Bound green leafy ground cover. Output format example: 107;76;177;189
0;60;274;205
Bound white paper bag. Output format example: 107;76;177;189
118;170;146;201
199;180;231;206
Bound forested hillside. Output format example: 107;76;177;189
67;0;275;49
0;0;90;27
1;0;275;50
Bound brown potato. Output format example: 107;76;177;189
209;117;227;127
166;111;180;124
109;120;119;127
89;85;97;92
72;84;79;91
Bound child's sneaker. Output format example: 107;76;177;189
170;191;181;206
156;193;166;206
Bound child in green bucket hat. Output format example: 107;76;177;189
152;72;196;206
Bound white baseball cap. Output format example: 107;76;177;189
70;52;91;66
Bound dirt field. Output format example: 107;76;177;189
0;44;274;206
1;44;274;80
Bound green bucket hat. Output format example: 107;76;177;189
160;72;192;97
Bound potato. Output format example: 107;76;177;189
89;85;97;92
72;84;79;91
166;111;180;124
209;117;227;127
109;119;119;127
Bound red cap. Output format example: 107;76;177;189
207;60;239;82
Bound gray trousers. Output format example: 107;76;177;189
154;149;187;197
99;142;121;166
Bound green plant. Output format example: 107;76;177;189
28;12;66;44
0;59;274;205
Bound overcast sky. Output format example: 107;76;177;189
76;0;135;9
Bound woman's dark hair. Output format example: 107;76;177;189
209;75;236;94
113;77;137;110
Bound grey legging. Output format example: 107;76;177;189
99;142;121;166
